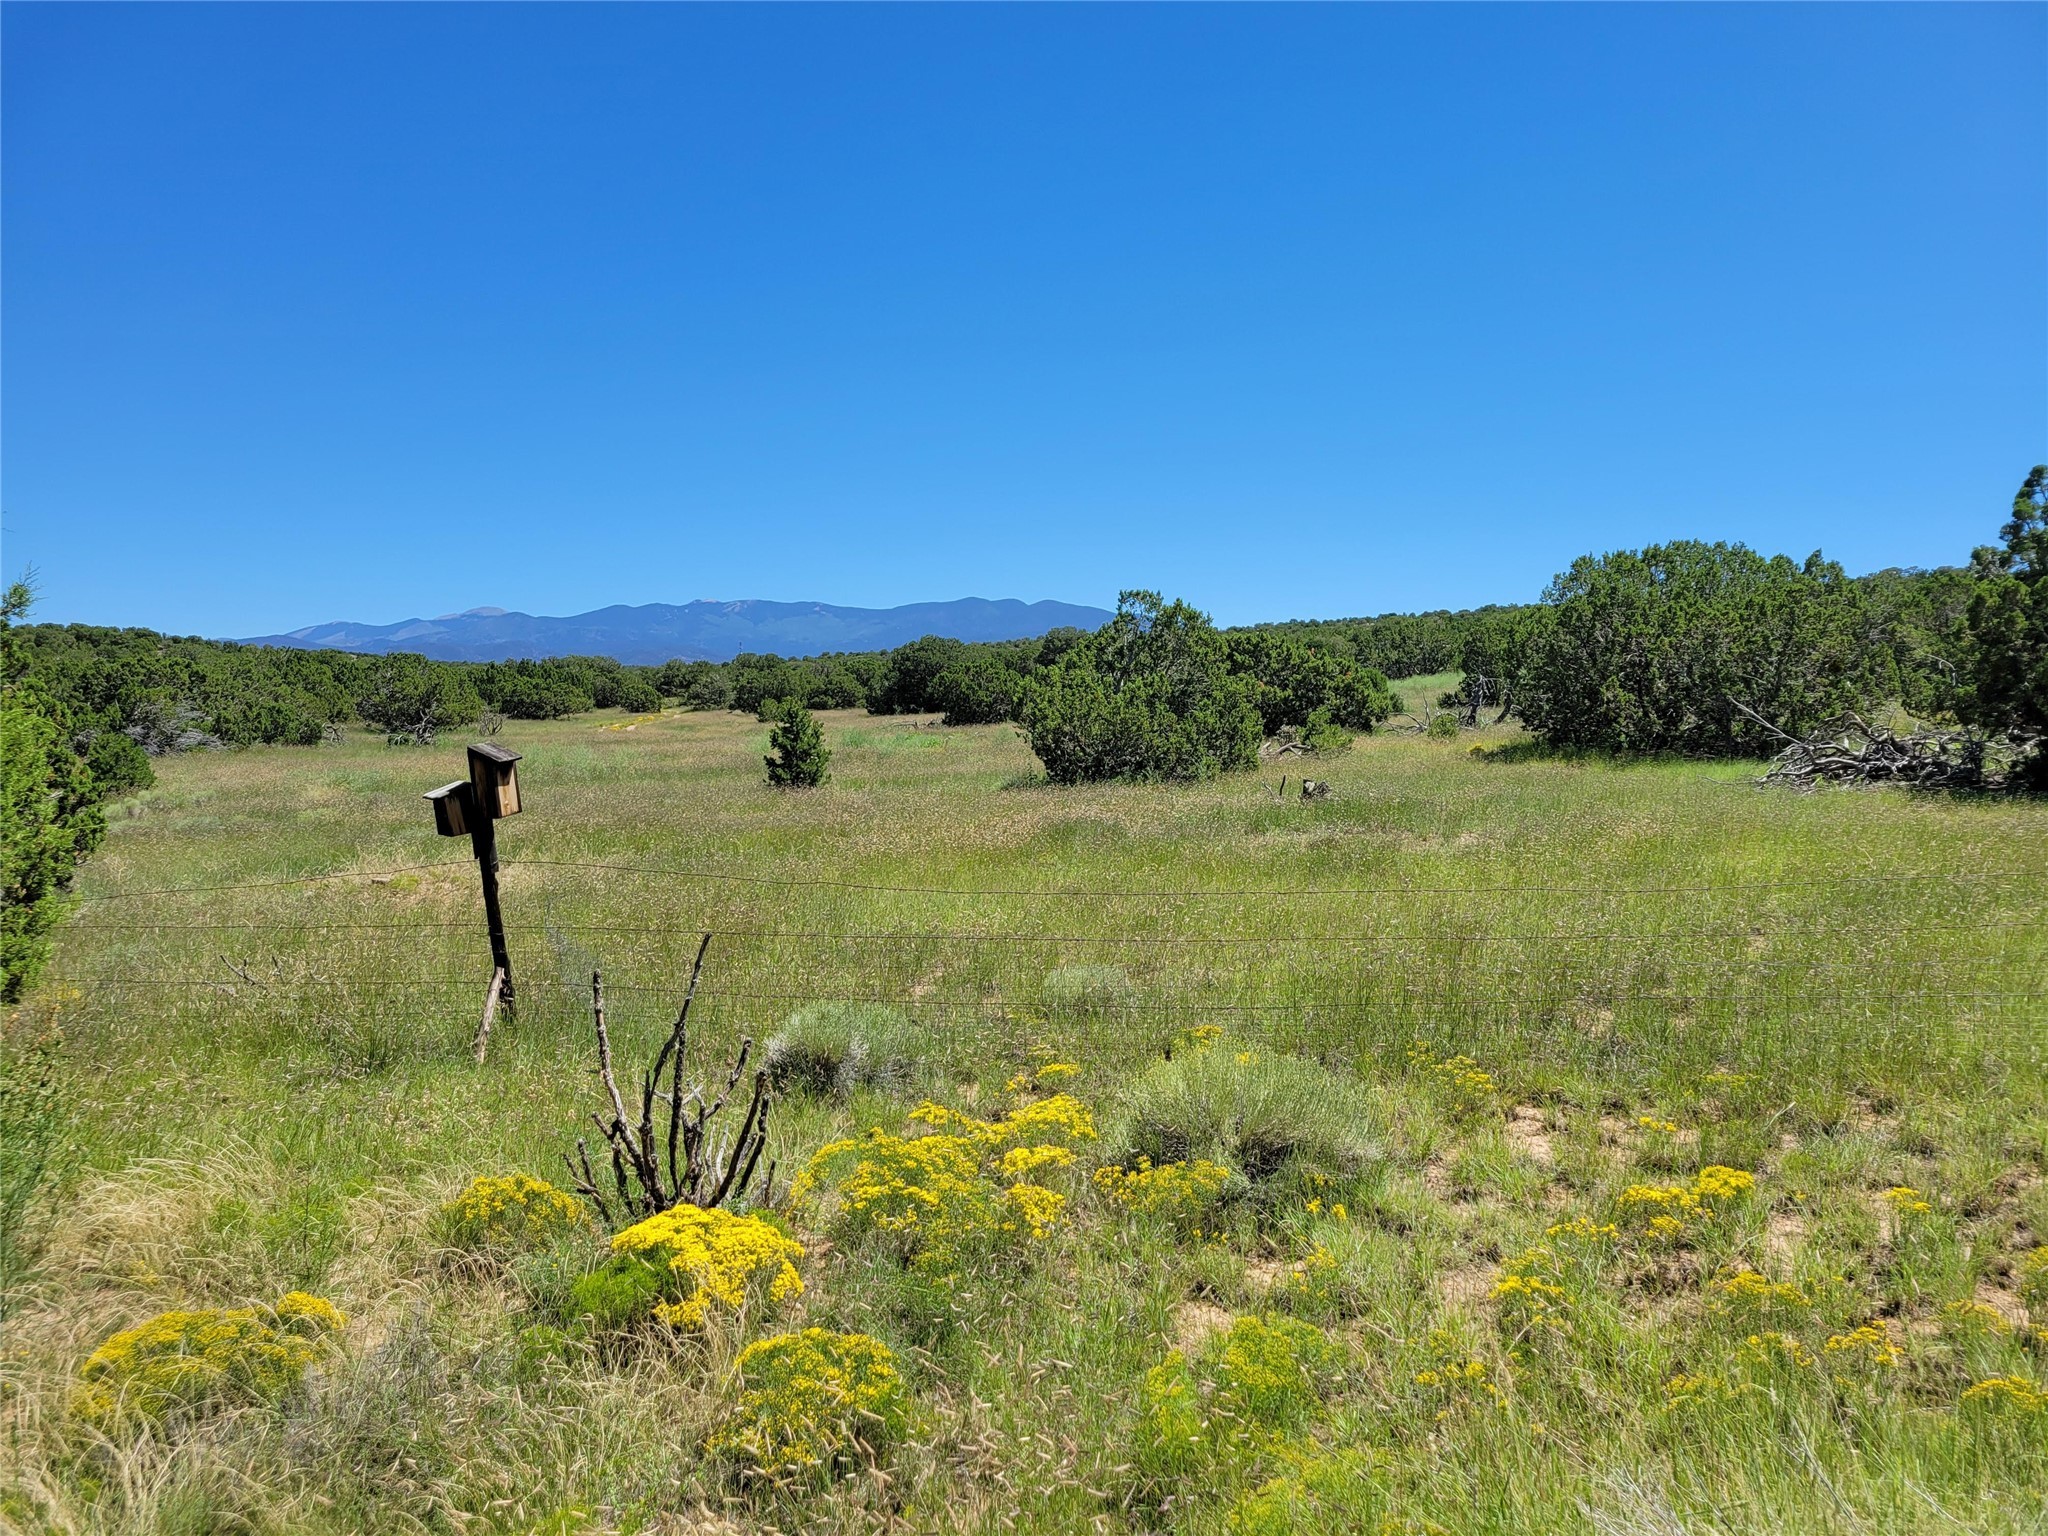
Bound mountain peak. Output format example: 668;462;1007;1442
240;596;1112;665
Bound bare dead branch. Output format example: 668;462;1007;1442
564;937;773;1227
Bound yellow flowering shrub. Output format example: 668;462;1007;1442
707;1327;913;1475
1003;1181;1065;1240
1137;1315;1339;1478
1660;1371;1742;1414
75;1291;346;1424
1712;1269;1811;1320
1614;1167;1754;1242
1692;1166;1756;1201
1005;1061;1081;1094
1941;1299;2013;1338
1490;1246;1573;1338
793;1094;1092;1274
440;1174;591;1252
1743;1330;1817;1369
1094;1157;1235;1225
1226;1446;1381;1536
1824;1322;1902;1369
1960;1375;2046;1414
1545;1216;1620;1243
999;1144;1076;1180
1409;1343;1507;1425
1283;1244;1342;1310
1406;1042;1498;1120
607;1204;803;1329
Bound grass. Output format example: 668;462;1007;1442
3;704;2045;1533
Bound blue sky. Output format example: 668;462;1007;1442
4;4;2042;637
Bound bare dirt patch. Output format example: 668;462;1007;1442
1172;1300;1236;1352
1765;1211;1806;1271
1974;1281;2029;1331
1507;1106;1554;1166
1439;1264;1494;1311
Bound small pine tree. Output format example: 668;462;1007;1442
765;702;830;787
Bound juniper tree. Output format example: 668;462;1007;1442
765;701;830;787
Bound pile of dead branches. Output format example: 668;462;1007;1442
565;935;775;1226
1758;711;2035;792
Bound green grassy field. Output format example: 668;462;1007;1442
5;697;2046;1534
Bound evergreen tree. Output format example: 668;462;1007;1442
1020;592;1262;784
1966;465;2048;784
765;701;831;787
1;580;107;1000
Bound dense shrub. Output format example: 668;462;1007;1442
1020;592;1262;784
1224;630;1394;734
1520;541;1868;756
1112;1044;1377;1181
437;1174;591;1254
609;676;663;714
2;583;108;1001
931;650;1025;725
74;1292;346;1424
765;702;831;786
729;653;812;716
1454;605;1551;723
802;657;872;711
1966;465;2048;784
870;635;969;715
764;1002;917;1097
583;1204;804;1330
707;1327;914;1476
82;730;155;797
357;654;483;744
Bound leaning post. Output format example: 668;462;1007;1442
424;741;524;1025
466;742;520;1014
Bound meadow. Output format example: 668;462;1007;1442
4;698;2045;1534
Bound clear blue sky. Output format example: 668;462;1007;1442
4;3;2042;637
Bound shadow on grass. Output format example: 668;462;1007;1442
1471;738;1766;776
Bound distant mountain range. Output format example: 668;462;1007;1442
236;597;1114;665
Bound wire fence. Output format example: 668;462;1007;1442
48;854;2048;1084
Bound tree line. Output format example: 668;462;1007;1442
6;467;2042;997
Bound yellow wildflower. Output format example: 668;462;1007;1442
1713;1270;1810;1315
1824;1322;1901;1368
1003;1182;1065;1239
1744;1331;1816;1368
1881;1185;1932;1215
1942;1299;2013;1337
998;1144;1075;1180
1491;1245;1573;1335
708;1328;912;1474
440;1173;590;1252
1960;1375;2046;1414
1544;1216;1620;1243
610;1204;803;1329
1094;1158;1234;1224
796;1094;1092;1271
75;1292;345;1424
